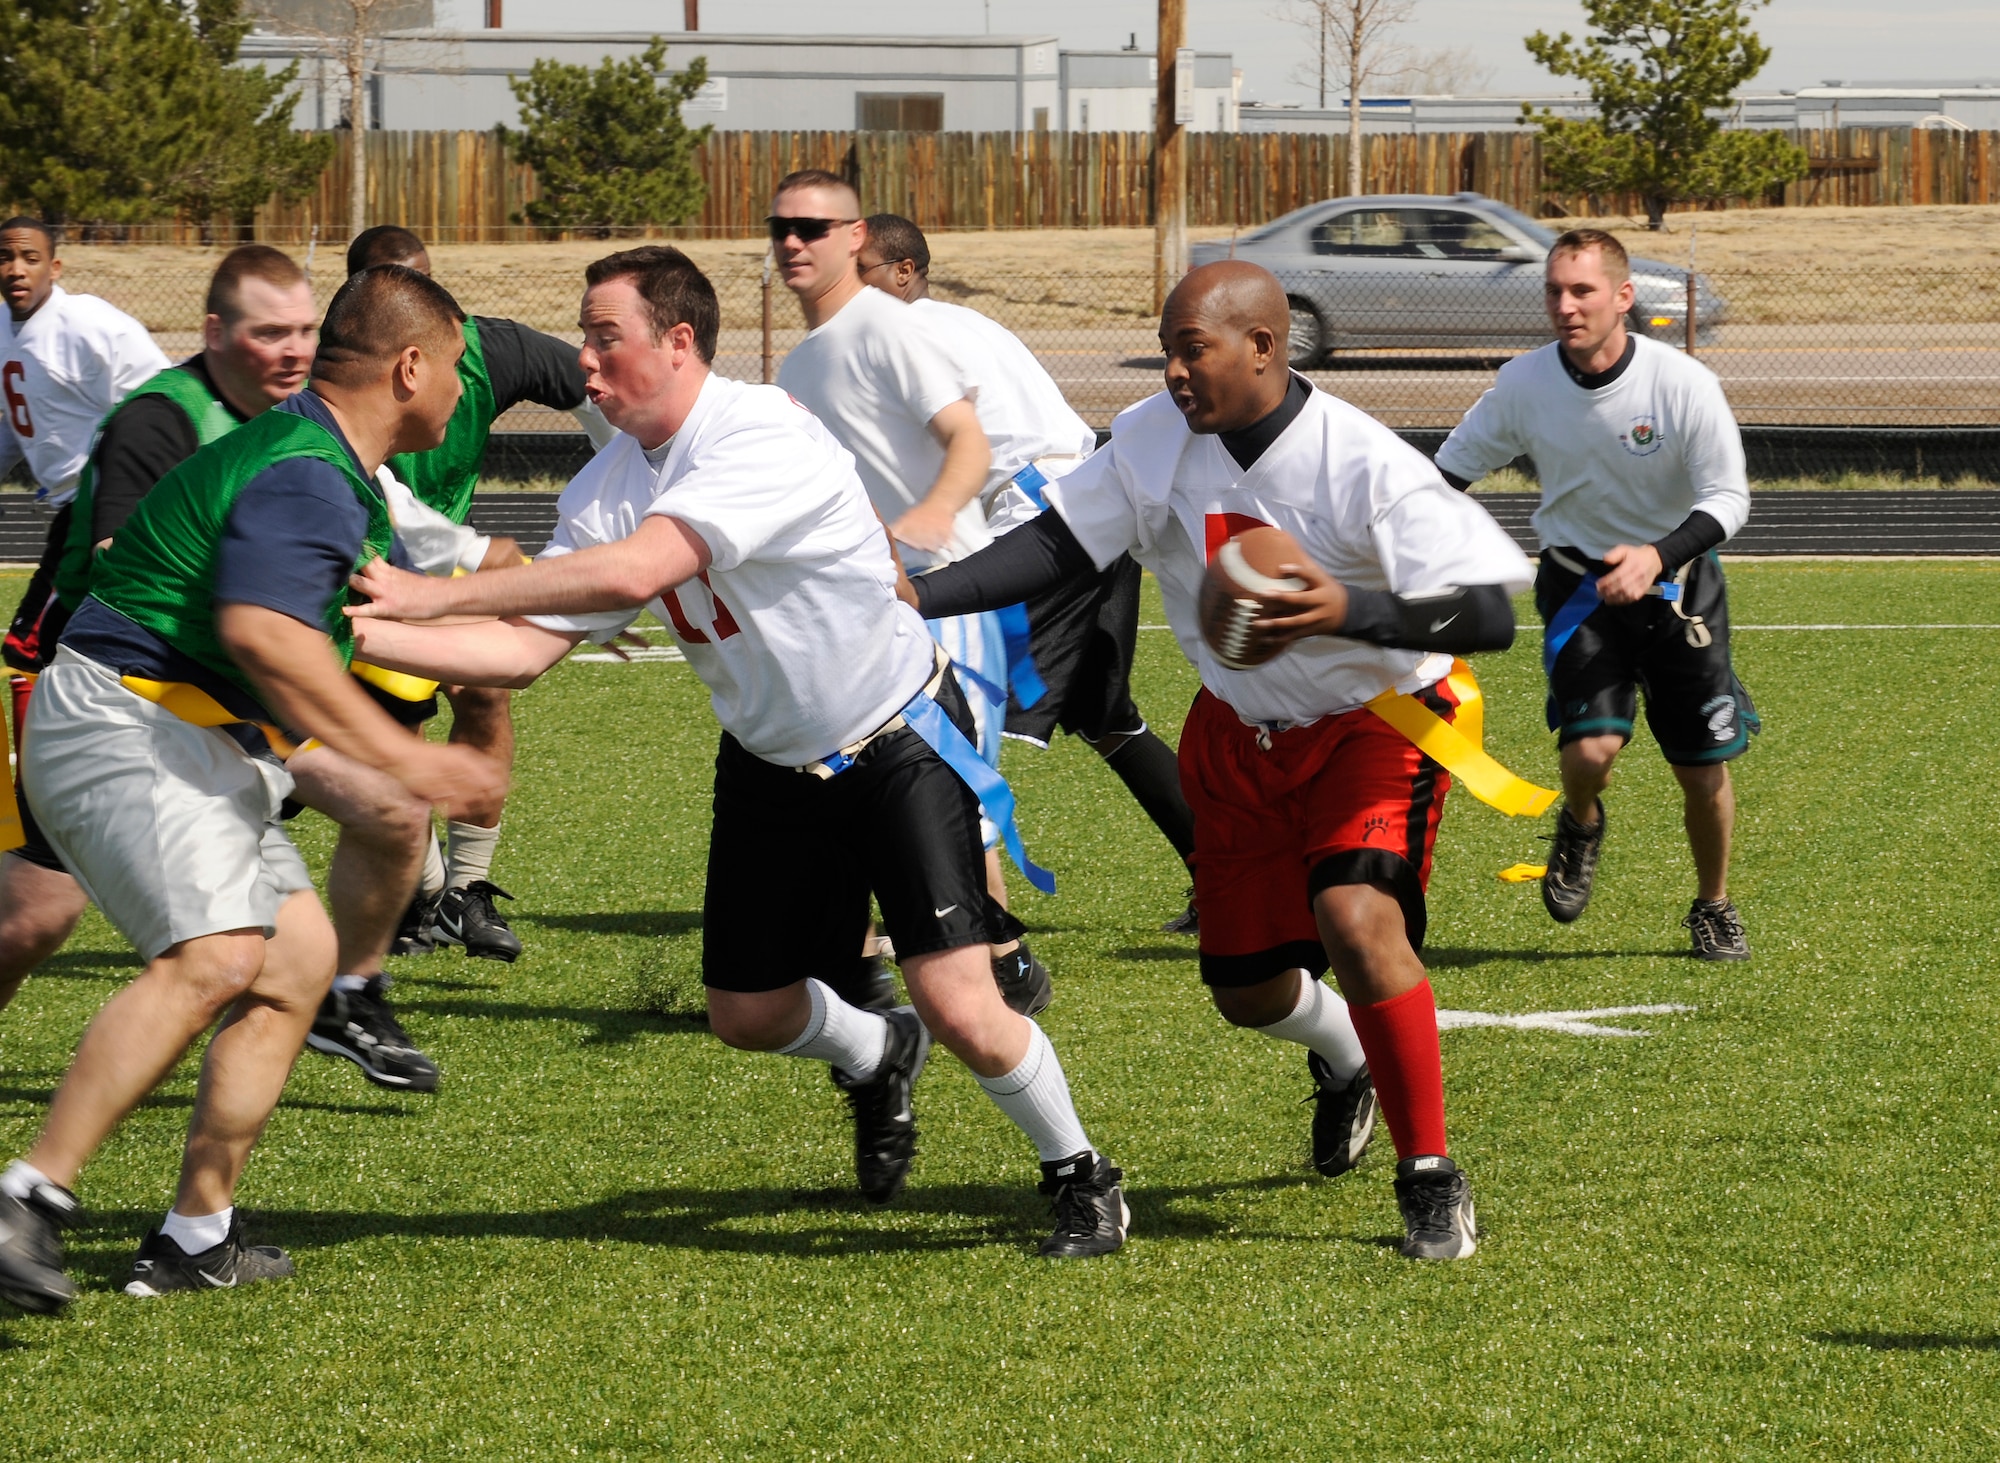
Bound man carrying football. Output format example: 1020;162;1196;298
902;261;1531;1260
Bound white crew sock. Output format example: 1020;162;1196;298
974;1020;1092;1163
1255;970;1366;1083
446;819;501;891
419;831;447;899
1;1158;53;1200
775;979;888;1081
159;1206;232;1255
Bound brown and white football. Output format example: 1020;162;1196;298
1197;525;1310;670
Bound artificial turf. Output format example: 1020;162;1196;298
4;561;2000;1460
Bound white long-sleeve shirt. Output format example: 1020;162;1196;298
1435;336;1750;557
0;286;168;506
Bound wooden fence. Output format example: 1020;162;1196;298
225;126;2000;243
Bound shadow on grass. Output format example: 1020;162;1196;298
63;1174;1334;1277
1111;946;1198;963
0;1085;416;1119
518;910;703;938
19;949;143;979
1808;1330;2000;1352
1425;946;1689;968
395;994;708;1044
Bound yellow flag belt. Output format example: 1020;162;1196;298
1364;659;1557;818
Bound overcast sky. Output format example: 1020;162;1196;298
696;2;2000;104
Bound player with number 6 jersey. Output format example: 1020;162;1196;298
907;261;1533;1260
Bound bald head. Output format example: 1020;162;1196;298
1158;261;1291;434
1164;262;1290;339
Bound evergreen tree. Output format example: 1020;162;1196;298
1523;0;1808;228
0;1;330;236
504;39;711;238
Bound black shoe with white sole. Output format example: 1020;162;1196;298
832;1007;930;1203
124;1214;294;1298
1160;889;1199;935
1394;1154;1477;1260
1038;1151;1129;1258
388;891;440;956
1306;1053;1377;1177
1685;898;1751;960
992;943;1053;1017
307;976;441;1092
430;880;523;963
0;1180;79;1313
1542;802;1605;924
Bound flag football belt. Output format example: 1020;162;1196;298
119;676;310;761
798;645;1055;895
1362;660;1557;819
350;659;442;704
0;670;31;852
1541;546;1690;675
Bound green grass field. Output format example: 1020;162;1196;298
5;562;2000;1460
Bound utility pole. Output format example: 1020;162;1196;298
1153;0;1187;312
683;1;699;29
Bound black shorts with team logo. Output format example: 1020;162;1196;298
1003;552;1145;747
1536;547;1758;767
702;666;1005;994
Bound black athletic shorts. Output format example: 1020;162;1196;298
9;776;64;872
1536;547;1757;766
1004;552;1145;747
357;672;437;727
702;667;1004;994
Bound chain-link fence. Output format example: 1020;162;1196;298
50;259;2000;464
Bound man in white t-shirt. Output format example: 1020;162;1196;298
906;262;1534;1261
0;218;169;729
769;172;1050;1015
1435;229;1755;960
858;215;1201;937
343;247;1128;1259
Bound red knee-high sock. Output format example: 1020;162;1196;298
1346;978;1448;1160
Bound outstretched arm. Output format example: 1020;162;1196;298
350;617;581;690
348;513;712;623
902;509;1097;618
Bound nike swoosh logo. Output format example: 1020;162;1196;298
1429;614;1459;633
198;1268;237;1288
934;905;957;918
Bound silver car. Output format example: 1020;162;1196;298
1189;192;1725;366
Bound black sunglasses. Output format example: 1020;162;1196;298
768;215;855;243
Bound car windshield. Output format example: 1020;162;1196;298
1479;202;1560;248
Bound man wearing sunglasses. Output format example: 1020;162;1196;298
770;172;1052;1018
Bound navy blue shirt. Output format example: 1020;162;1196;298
63;391;382;735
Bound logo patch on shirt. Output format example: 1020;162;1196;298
1620;414;1664;457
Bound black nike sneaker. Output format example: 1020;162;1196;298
1037;1151;1129;1259
1394;1154;1477;1260
430;880;523;963
1684;898;1751;960
307;976;441;1092
832;1007;930;1203
1160;887;1199;935
1542;801;1606;924
388;891;440;957
0;1179;79;1313
992;943;1053;1017
1305;1052;1377;1177
124;1214;295;1298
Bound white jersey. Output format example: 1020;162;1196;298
0;286;168;506
1049;382;1533;727
377;466;492;577
776;284;984;572
908;295;1095;485
526;372;939;767
1435;336;1750;557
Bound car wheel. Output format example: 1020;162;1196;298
1286;301;1323;368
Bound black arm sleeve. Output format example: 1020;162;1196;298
1438;468;1475;492
88;395;201;544
910;511;1096;620
1649;509;1727;573
1337;583;1516;654
473;316;587;413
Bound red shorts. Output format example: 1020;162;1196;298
1180;682;1456;987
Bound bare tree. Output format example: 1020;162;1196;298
1382;45;1496;96
1277;0;1417;195
250;0;429;236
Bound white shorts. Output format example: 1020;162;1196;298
21;648;312;962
